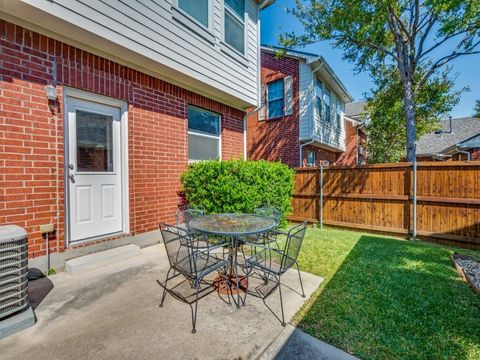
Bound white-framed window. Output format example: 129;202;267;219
315;78;323;119
335;97;343;127
267;79;284;119
259;76;293;121
187;106;221;161
224;0;245;54
307;151;316;167
324;87;331;122
177;0;210;28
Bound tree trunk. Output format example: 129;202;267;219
403;79;417;162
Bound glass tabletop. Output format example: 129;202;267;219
188;213;277;236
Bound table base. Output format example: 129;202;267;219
213;274;248;295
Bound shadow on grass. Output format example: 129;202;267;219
295;235;480;360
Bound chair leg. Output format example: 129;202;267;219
159;267;172;307
191;280;200;334
295;261;306;298
278;275;286;327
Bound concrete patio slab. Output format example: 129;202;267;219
0;244;323;360
65;244;141;275
260;324;359;360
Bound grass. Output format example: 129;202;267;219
291;226;480;360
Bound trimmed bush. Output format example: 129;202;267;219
181;160;295;226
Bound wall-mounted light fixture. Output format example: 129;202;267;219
45;84;57;101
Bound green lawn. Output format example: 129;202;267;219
291;226;480;360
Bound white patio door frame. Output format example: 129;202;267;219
63;87;129;246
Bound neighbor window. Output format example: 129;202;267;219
315;78;323;119
267;80;284;119
188;106;220;161
335;97;343;127
324;87;331;122
307;151;316;167
178;0;209;28
224;0;245;54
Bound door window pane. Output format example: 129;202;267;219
178;0;209;27
188;106;220;136
76;110;113;172
225;10;245;53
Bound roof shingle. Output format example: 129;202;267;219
416;117;480;155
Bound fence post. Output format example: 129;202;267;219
319;164;323;229
412;160;417;242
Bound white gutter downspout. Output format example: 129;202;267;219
243;115;247;160
456;148;471;161
299;140;315;167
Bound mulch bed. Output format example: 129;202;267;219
451;253;480;296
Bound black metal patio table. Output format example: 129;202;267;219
188;213;277;307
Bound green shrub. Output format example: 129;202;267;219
181;160;295;226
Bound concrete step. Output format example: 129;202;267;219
65;244;141;275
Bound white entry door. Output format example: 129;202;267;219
67;97;123;242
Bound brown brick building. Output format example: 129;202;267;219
0;0;273;265
247;47;367;168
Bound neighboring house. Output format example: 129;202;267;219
343;100;368;165
0;0;273;263
247;46;366;168
416;117;480;161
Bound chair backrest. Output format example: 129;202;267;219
175;206;205;229
254;205;281;226
280;222;307;272
159;223;195;274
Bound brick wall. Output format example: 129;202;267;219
0;20;244;258
247;51;300;167
418;148;480;162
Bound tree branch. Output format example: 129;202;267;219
416;44;480;90
417;28;476;62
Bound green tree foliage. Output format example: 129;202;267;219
474;100;480;117
181;160;295;226
281;0;480;161
366;66;463;163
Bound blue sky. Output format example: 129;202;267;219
261;0;479;118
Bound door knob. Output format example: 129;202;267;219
69;174;75;183
68;164;74;170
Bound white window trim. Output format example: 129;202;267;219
266;79;284;120
187;106;222;163
172;0;215;44
315;78;323;120
221;0;248;59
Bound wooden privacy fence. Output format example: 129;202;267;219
290;161;480;249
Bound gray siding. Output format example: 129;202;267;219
299;62;314;140
299;60;346;151
14;0;260;107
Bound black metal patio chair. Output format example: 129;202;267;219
175;206;205;232
243;222;307;327
157;223;230;333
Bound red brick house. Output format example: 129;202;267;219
0;1;273;269
247;46;367;167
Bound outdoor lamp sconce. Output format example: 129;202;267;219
45;84;57;101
